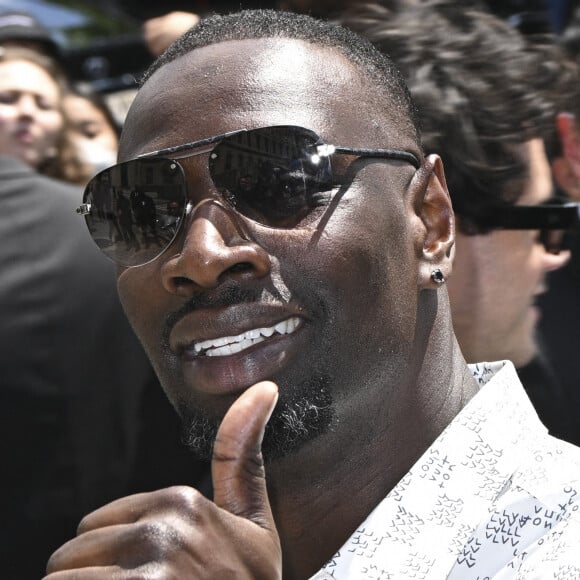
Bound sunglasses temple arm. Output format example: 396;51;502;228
333;146;421;169
137;128;247;159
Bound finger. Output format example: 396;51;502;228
47;517;196;573
43;566;123;579
46;524;139;573
212;381;279;529
76;486;205;533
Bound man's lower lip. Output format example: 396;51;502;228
179;330;302;395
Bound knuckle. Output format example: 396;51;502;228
164;485;202;511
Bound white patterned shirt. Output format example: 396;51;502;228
311;361;580;579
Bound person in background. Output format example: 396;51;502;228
0;44;206;578
0;10;62;61
341;0;576;443
0;46;65;175
45;9;580;579
61;86;120;184
535;24;580;445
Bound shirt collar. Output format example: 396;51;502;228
313;361;547;578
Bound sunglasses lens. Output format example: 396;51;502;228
209;126;334;228
82;158;187;267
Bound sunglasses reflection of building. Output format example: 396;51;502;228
212;130;313;181
85;159;185;255
211;130;330;221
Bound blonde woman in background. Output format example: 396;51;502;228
0;45;68;178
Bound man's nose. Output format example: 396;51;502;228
160;199;271;296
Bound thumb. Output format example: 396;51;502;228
212;381;278;530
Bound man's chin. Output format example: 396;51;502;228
179;374;335;463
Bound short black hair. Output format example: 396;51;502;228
342;0;556;233
140;8;420;145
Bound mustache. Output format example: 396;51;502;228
162;282;267;347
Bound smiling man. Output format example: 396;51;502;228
45;9;580;580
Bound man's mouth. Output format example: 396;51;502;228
191;316;301;357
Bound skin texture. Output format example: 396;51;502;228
448;138;570;368
0;59;63;169
44;38;476;579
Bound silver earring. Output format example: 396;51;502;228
431;268;445;284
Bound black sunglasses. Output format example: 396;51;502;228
476;202;580;254
76;125;420;267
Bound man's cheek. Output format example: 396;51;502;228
117;273;160;345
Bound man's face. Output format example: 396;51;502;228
117;39;422;461
448;138;569;368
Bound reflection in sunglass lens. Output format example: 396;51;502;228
209;126;334;228
82;158;187;267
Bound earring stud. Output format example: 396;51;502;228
431;268;445;285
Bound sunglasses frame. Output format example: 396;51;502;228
136;125;422;168
476;202;580;253
77;125;421;267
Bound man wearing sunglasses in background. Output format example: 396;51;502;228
343;1;579;444
45;9;580;580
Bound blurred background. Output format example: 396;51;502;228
0;0;282;126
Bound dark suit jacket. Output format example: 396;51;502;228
0;156;207;578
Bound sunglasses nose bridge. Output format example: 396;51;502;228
160;198;271;293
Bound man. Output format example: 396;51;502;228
45;9;580;579
532;22;580;446
538;108;580;446
342;1;576;442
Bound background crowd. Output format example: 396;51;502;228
0;0;579;577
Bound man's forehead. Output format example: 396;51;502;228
120;37;409;159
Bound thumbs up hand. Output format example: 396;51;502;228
44;382;282;579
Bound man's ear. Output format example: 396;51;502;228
552;157;580;200
409;154;455;289
554;112;580;201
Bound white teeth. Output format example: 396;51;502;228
275;320;288;334
192;316;301;357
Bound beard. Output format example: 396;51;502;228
179;372;334;463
